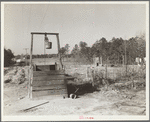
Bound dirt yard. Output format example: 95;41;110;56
3;65;146;116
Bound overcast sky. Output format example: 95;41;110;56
3;2;146;55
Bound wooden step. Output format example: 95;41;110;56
65;76;75;80
32;84;66;91
33;70;65;76
32;89;67;98
32;79;66;87
33;75;65;81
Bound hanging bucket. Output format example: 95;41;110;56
46;42;52;49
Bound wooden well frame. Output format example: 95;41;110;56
28;32;65;99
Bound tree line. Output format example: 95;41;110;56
15;54;58;59
60;34;146;65
4;33;145;66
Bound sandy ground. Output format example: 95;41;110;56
3;81;146;116
3;65;146;116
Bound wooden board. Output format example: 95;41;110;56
33;71;65;76
32;89;67;98
33;75;65;81
32;79;66;86
32;84;66;91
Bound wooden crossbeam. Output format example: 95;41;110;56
31;32;59;35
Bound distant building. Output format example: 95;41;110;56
135;57;146;65
93;56;102;66
16;59;21;63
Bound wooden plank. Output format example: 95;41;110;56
32;84;66;91
32;79;65;86
33;75;65;81
33;71;65;76
32;89;67;98
21;101;49;112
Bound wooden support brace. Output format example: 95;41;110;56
56;34;63;70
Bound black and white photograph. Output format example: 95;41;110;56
1;1;149;121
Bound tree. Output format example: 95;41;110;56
135;33;146;61
16;54;21;59
64;44;70;61
79;41;88;56
109;37;125;65
92;37;108;64
84;47;93;62
59;47;66;61
71;44;79;60
79;41;87;48
78;41;93;63
4;48;15;67
126;37;139;64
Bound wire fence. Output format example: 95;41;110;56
64;64;146;84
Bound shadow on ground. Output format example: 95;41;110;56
67;82;98;98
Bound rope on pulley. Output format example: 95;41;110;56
44;34;52;65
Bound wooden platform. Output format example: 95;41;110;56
34;64;58;71
31;70;68;98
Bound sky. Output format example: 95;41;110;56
3;2;147;55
